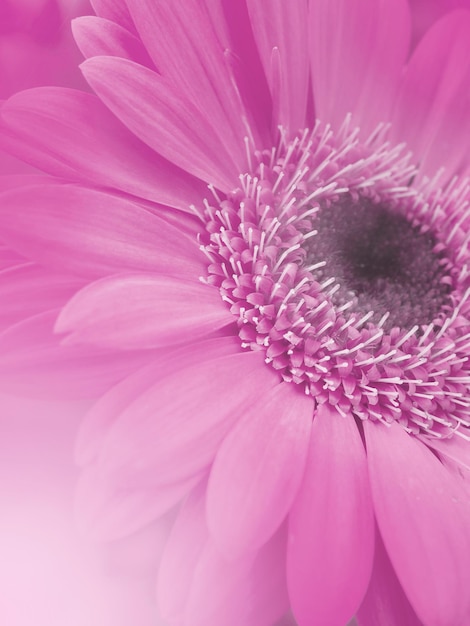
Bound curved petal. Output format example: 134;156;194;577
95;351;279;490
72;16;154;68
357;530;422;626
309;0;411;135
246;0;309;133
391;10;470;182
207;382;313;558
0;184;204;279
81;56;241;191
76;337;241;466
56;274;233;349
288;406;374;626
0;88;205;211
90;0;136;33
364;420;470;626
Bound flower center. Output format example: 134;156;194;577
306;195;451;330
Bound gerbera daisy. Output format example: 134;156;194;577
1;1;470;624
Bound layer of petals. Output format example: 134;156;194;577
0;88;205;211
0;184;203;279
309;0;411;135
288;406;374;626
391;10;470;181
81;56;241;191
364;420;470;626
90;0;136;33
207;382;313;558
56;274;233;350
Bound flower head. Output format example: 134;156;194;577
1;1;470;625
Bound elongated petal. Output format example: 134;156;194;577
97;351;279;489
0;184;203;279
81;56;240;191
207;382;313;558
288;406;374;626
309;0;410;135
90;0;135;33
125;0;253;159
391;10;470;181
56;274;233;349
72;16;154;68
357;531;422;626
0;88;205;210
76;337;241;466
0;311;150;399
246;0;309;133
364;420;470;626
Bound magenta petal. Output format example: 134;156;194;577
0;184;204;279
76;337;241;466
72;16;154;68
309;0;411;135
364;420;470;625
207;382;313;558
357;530;422;626
56;274;232;350
90;0;136;33
0;89;205;211
391;10;470;181
246;0;309;133
287;406;374;626
96;351;279;489
185;526;290;626
81;56;241;191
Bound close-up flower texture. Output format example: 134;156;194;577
2;0;470;625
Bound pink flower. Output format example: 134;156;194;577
1;1;470;625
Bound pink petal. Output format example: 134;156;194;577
0;88;205;211
309;0;411;135
90;0;136;33
125;0;255;158
76;337;242;466
207;382;313;558
287;406;374;626
357;531;422;626
0;183;204;279
391;10;470;182
246;0;309;133
56;274;233;350
157;482;209;624
185;525;290;626
364;420;470;625
423;433;470;473
81;56;241;192
72;16;154;68
96;351;279;490
0;263;84;331
75;464;203;541
0;311;151;399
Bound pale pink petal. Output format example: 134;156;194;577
357;531;422;626
76;337;241;466
75;465;203;541
56;274;233;349
96;351;279;490
185;526;290;626
157;482;209;624
246;0;309;133
309;0;411;135
364;420;470;625
391;10;470;182
0;183;204;279
207;382;313;558
81;56;241;191
0;263;84;331
0;311;151;399
288;406;374;626
125;0;255;158
90;0;135;33
72;16;154;68
0;88;205;211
